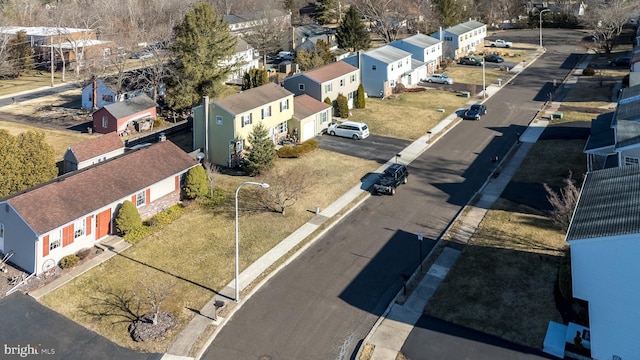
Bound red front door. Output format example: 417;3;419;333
96;209;112;240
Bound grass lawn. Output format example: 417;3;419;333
424;198;567;349
39;149;380;353
511;139;587;186
0;119;90;159
350;90;468;140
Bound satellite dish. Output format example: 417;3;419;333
197;152;205;161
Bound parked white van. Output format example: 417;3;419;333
327;121;370;140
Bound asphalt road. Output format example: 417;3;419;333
202;28;586;360
0;82;79;107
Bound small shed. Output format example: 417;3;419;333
92;95;157;136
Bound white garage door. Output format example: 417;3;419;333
301;121;315;142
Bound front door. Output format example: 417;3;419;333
96;209;112;240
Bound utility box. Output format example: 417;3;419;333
552;112;563;120
461;91;470;98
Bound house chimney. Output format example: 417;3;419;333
203;95;209;159
92;76;97;110
439;27;443;41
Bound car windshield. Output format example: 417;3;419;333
471;105;482;111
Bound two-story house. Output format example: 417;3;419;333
344;46;426;98
283;61;360;109
388;33;443;75
430;20;487;59
193;83;294;167
564;164;640;359
222;37;259;85
584;84;640;170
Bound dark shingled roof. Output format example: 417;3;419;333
615;120;640;149
68;132;124;162
566;165;640;241
6;141;197;235
103;94;157;119
584;112;614;151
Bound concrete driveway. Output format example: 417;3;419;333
0;293;160;360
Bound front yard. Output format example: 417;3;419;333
39;149;380;353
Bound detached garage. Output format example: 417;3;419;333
290;94;332;142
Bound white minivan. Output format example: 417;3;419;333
327;121;370;140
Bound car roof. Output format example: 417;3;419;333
386;163;405;172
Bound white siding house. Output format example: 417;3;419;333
388;33;443;75
344;46;426;98
431;20;487;59
566;165;640;359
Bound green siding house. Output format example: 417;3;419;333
193;83;295;167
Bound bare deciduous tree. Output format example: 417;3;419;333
580;0;635;53
135;279;175;325
203;161;220;197
259;167;310;215
240;9;292;66
544;172;580;232
351;0;415;43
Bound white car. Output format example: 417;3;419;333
327;121;369;140
426;74;454;85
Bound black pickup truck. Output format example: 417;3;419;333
373;163;409;195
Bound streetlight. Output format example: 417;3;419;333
482;59;486;99
539;9;551;48
234;181;270;302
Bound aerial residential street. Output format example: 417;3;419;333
201;28;585;360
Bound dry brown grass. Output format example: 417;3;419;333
0;119;91;159
351;91;468;140
39;149;379;353
0;71;66;96
425;198;566;349
358;343;375;360
511;139;587;186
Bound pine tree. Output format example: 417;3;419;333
355;84;366;108
243;123;275;176
336;7;371;52
183;165;208;199
242;69;270;90
315;0;337;25
315;39;334;64
432;0;464;28
115;200;142;235
166;2;237;110
7;31;34;78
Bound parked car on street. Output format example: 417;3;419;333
327;121;369;140
426;74;454;84
462;104;488;120
609;57;630;67
278;51;295;60
458;56;482;66
488;39;513;48
483;54;504;63
373;163;409;195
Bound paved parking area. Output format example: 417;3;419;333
317;133;411;164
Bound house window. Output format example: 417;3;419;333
298;84;305;91
235;140;244;151
372;65;376;70
398;61;402;68
321;111;328;123
350;74;355;83
444;36;452;42
277;121;287;134
242;114;252;127
340;79;345;86
390;79;396;87
216;115;223;125
262;106;271;119
624;157;639;166
102;95;114;102
50;230;61;251
281;99;289;111
325;83;333;92
0;223;4;240
102;116;108;128
74;219;85;238
136;190;146;207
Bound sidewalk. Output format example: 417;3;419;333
361;52;594;360
21;48;550;360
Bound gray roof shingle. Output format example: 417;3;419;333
566;165;640;241
615;120;640;149
392;33;441;48
103;95;157;119
584;112;614;151
365;46;411;63
215;83;292;115
444;20;485;36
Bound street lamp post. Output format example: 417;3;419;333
234;181;270;302
539;9;551;48
482;59;486;99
